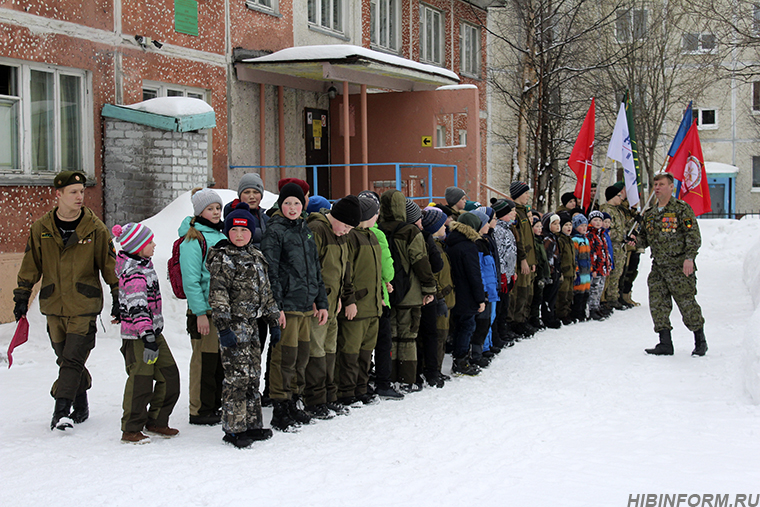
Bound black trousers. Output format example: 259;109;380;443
374;306;393;389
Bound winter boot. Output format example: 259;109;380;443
121;431;150;444
618;296;634;310
287;398;312;425
375;385;404;400
271;400;299;432
223;431;255;449
325;400;350;416
622;292;640;307
692;328;708;357
70;392;89;424
645;329;674;356
245;428;273;442
589;309;605;321
51;398;74;431
451;357;480;377
304;403;335;420
145;424;180;438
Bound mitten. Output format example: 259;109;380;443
269;326;281;347
218;328;238;348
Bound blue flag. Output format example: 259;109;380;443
667;102;693;158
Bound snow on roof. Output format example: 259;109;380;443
124;97;214;117
436;84;479;91
244;44;460;82
705;161;739;175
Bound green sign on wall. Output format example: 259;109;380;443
175;0;198;36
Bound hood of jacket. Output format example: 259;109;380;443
115;251;152;278
448;220;481;243
177;215;224;237
379;189;407;223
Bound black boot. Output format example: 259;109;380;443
692;328;708;357
451;357;480;376
51;398;73;431
70;392;89;424
287;398;312;425
645;329;674;356
270;400;299;432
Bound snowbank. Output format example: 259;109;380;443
740;217;760;403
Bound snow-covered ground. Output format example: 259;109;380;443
1;194;759;506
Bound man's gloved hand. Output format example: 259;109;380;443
111;292;120;323
218;328;237;348
435;297;448;317
142;333;159;365
13;296;28;322
269;326;281;347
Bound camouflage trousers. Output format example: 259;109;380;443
508;270;534;323
589;275;606;310
220;338;264;434
390;306;421;384
648;263;705;333
603;245;626;303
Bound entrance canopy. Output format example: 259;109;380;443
705;161;739;176
235;44;460;93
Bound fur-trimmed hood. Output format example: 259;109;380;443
448;220;481;242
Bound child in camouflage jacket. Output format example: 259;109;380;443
207;202;281;448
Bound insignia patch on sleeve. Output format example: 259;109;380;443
684;218;693;229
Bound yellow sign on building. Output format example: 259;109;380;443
421;135;432;147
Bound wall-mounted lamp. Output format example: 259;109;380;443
152;40;163;49
135;34;148;47
327;86;338;100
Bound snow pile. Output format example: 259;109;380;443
740;217;760;404
124;97;214;117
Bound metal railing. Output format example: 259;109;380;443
699;211;760;220
229;162;458;202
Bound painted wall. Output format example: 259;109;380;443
329;87;481;200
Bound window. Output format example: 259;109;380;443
370;0;397;52
682;33;716;54
696;108;717;129
308;0;343;33
753;82;760;112
754;4;760;34
1;60;88;178
615;8;647;43
435;112;467;148
420;4;443;65
141;82;208;102
753;156;760;188
246;0;278;15
460;23;480;77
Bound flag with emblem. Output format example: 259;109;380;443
667;120;712;216
606;101;639;207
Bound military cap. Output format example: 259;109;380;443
54;171;87;188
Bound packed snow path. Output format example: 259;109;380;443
1;212;758;505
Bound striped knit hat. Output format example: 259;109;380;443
112;223;154;254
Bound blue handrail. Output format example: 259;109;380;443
229;162;458;203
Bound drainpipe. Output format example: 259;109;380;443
343;80;351;195
279;85;286;181
361;84;368;191
259;83;266;187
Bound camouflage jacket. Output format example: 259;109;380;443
637;197;700;268
15;206;118;317
206;240;279;339
514;204;536;266
600;202;631;246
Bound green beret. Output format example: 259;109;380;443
612;181;625;192
54;171;87;189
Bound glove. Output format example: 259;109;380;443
218;328;237;348
435;297;448;317
142;333;159;365
269;326;281;347
13;296;28;322
499;274;508;293
111;292;120;323
634;214;643;224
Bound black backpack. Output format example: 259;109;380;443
386;223;412;307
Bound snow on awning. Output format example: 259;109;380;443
705;161;739;176
102;98;216;132
236;44;460;93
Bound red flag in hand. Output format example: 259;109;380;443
7;316;29;368
667;120;712;216
568;98;595;209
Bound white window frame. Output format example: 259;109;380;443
246;0;279;16
0;58;92;183
370;0;398;53
615;8;648;43
420;4;443;66
696;108;718;130
460;22;480;78
682;32;716;54
308;0;344;35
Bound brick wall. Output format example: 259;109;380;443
104;120;208;227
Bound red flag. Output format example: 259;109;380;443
7;316;29;368
667;120;712;216
568;98;595;209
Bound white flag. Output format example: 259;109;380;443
606;103;639;207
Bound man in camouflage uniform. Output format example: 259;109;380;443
601;182;634;310
635;173;706;356
507;181;537;336
14;170;119;430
